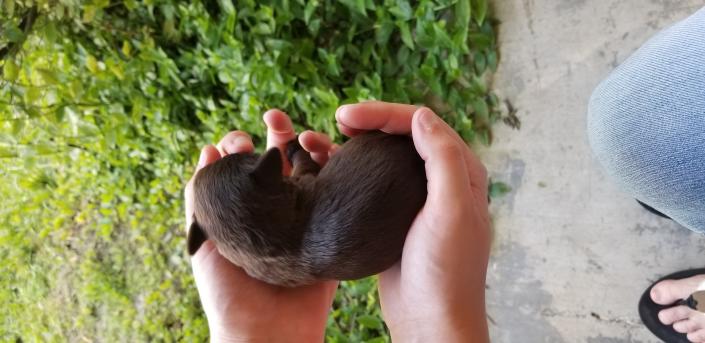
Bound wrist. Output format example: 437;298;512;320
387;301;489;343
389;318;489;343
209;321;324;343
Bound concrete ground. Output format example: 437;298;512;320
480;1;705;342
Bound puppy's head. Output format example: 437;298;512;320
187;148;299;259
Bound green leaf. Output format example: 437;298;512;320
472;97;489;121
122;40;132;57
397;21;414;50
86;55;99;74
0;145;17;158
389;1;412;20
304;0;318;24
375;21;394;46
489;181;512;198
473;51;486;74
253;23;273;35
433;23;453;48
448;54;458;70
4;0;15;16
415;21;435;49
218;0;236;15
468;32;492;49
3;59;18;81
469;75;487;94
24;86;41;104
37;68;59;85
340;0;367;16
82;5;98;23
3;23;23;42
356;315;383;330
486;50;498;71
454;0;471;30
472;0;488;25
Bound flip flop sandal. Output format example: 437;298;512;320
639;268;705;342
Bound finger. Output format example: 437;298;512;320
216;131;254;156
263;109;296;175
310;144;339;165
307;152;327;165
464;147;488;204
336;123;366;137
299;131;338;166
329;144;339;155
185;145;221;231
264;109;297;150
411;107;473;218
335;101;417;134
300;130;334;166
299;130;333;153
410;107;486;202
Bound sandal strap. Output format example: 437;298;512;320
679;290;705;312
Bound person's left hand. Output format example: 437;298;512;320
184;109;339;342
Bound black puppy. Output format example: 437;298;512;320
188;131;427;286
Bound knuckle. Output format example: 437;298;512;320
224;130;249;140
435;139;463;159
477;162;488;180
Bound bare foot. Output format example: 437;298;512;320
652;275;705;342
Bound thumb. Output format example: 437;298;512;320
411;107;473;210
197;145;221;171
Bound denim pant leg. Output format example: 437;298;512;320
587;7;705;233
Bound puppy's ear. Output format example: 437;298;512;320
250;148;283;186
187;220;208;255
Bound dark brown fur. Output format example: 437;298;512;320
188;131;427;286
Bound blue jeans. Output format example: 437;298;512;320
588;7;705;233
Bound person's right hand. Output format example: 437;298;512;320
336;101;491;342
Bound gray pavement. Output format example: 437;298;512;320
480;1;705;342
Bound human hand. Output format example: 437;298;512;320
336;101;491;342
184;109;339;342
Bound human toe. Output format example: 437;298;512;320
651;275;705;305
659;305;694;325
674;319;698;333
687;328;705;342
672;313;705;336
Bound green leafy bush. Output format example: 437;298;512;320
0;0;498;341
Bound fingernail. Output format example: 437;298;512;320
335;105;350;121
271;120;293;134
231;135;250;148
197;147;208;168
418;108;439;131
